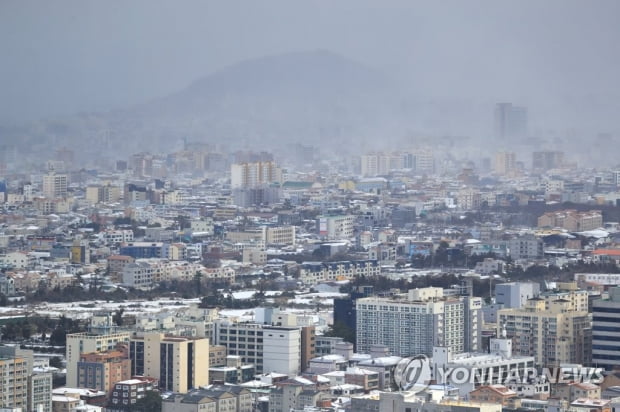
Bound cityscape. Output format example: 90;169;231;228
2;2;620;412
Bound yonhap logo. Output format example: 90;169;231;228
394;355;432;393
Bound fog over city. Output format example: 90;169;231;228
1;0;620;165
6;3;620;411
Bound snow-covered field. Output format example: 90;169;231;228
0;289;344;320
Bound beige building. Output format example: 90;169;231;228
494;151;517;176
242;247;267;265
129;332;210;393
52;393;82;412
231;161;281;189
227;225;295;247
538;209;603;231
497;294;591;367
469;385;517;407
0;355;29;410
351;390;502;412
42;171;68;198
265;226;295;246
66;315;131;387
163;385;252;412
77;347;131;395
0;345;53;412
209;345;227;367
85;184;121;205
553;382;601;403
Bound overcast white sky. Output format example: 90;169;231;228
1;0;619;123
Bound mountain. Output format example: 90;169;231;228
33;50;404;161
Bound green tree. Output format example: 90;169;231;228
113;309;124;327
20;321;32;340
1;322;18;340
49;356;63;368
49;328;67;346
324;321;356;344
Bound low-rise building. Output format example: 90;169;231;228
107;377;157;412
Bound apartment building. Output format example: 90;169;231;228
592;287;620;371
0;346;52;412
227;225;295;247
508;234;543;260
317;215;354;240
103;230;134;244
497;297;591;367
121;259;205;289
77;347;131;395
213;321;307;376
356;287;482;357
129;332;209;393
495;282;540;308
0;355;29;410
299;260;380;285
42;171;68;198
231;161;281;189
432;338;535;396
86;184;121;204
538;209;603;231
107;377;157;412
351;389;501;412
360;152;404;177
29;372;53;412
265;225;296;246
66;315;131;388
163;385;253;412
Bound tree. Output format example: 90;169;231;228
49;356;63;368
129;390;162;412
20;321;32;340
324;321;356;344
113;309;124;327
49;328;67;346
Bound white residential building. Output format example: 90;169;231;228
42;171;68;198
299;260;380;285
103;230;134;244
494;282;540;308
356;287;482;357
317;215;354;240
231;162;281;189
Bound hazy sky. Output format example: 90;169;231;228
1;0;619;123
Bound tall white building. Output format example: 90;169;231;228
356;287;482;357
231;161;281;188
495;282;540;308
493;151;517;175
213;321;305;376
262;326;301;377
360;153;403;177
42;171;68;198
411;150;435;174
494;102;527;140
317;215;354;240
432;338;535;396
